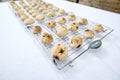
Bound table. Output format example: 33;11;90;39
0;0;120;80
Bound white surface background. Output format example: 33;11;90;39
0;0;120;80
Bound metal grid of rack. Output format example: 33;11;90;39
9;0;113;70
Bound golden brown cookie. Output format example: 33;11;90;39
67;22;79;31
46;20;56;28
17;10;25;17
45;4;53;9
34;5;40;9
36;14;45;22
83;29;94;39
56;26;67;37
24;18;35;25
29;9;34;15
59;9;66;15
25;6;31;12
52;6;59;11
51;44;68;60
31;12;38;17
94;24;104;32
20;15;29;21
68;14;76;21
78;18;88;25
33;26;42;34
57;17;66;24
47;12;56;17
10;0;15;5
42;9;49;14
38;7;44;11
41;33;53;44
31;2;36;7
69;36;83;48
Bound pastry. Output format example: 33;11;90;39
25;6;30;12
20;15;29;21
68;14;76;21
22;3;27;8
13;5;20;11
17;8;23;12
24;18;35;25
24;5;29;8
44;4;49;8
94;24;104;32
17;10;25;17
19;0;23;5
51;44;68;60
36;14;45;22
37;0;42;3
52;6;59;11
47;12;56;17
83;29;94;39
57;17;66;24
34;5;40;9
31;2;36;7
41;1;46;5
42;9;49;14
67;22;79;31
56;26;67;37
78;18;88;25
33;26;42;34
14;6;21;11
10;0;15;5
38;7;44;11
31;12;38;17
27;7;32;12
29;9;34;14
27;0;31;3
41;33;53;44
23;5;28;9
59;9;66;15
69;36;83;48
19;0;23;2
47;20;56;28
46;4;53;9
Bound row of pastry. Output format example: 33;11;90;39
10;1;35;25
33;22;104;38
27;0;67;17
36;0;66;14
46;17;85;28
33;24;103;44
56;16;87;25
27;0;56;17
18;0;45;22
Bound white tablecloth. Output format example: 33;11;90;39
0;0;120;80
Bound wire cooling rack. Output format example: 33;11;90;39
9;0;113;70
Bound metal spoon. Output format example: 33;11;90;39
53;40;102;70
88;40;102;49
